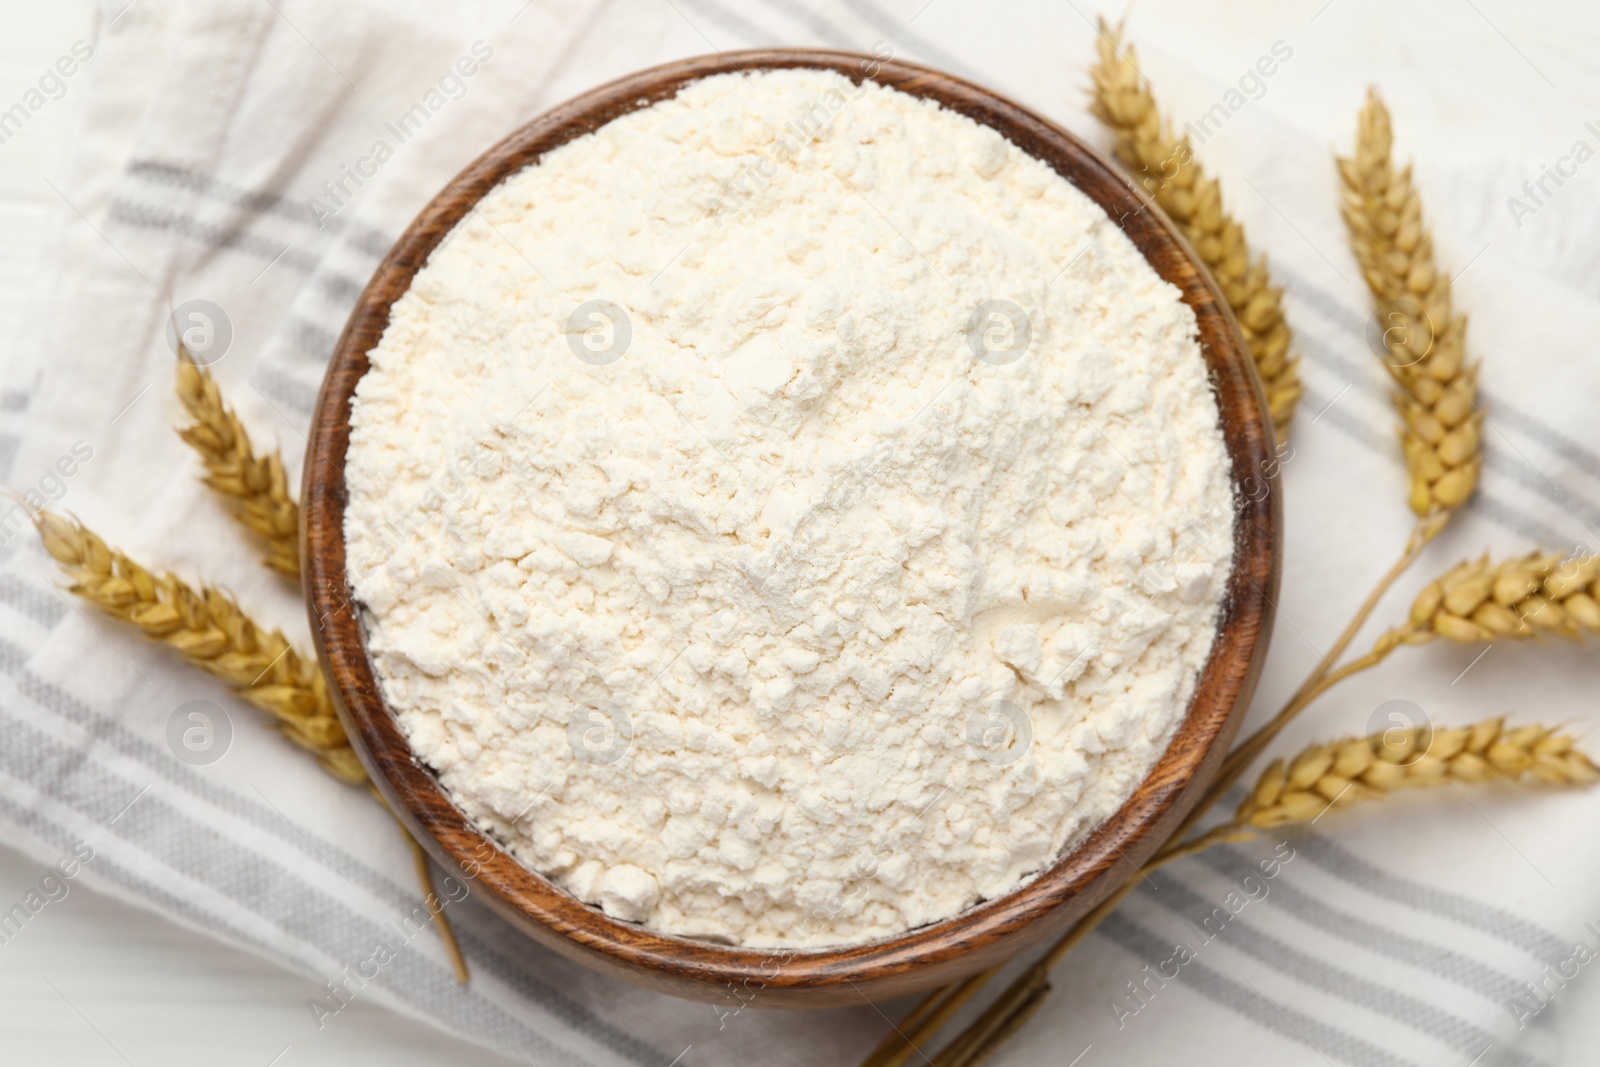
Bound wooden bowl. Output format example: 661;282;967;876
303;49;1281;1008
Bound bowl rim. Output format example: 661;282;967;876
303;47;1281;1002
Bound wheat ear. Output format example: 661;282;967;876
1233;718;1598;830
1374;552;1600;647
1230;89;1485;806
1089;19;1303;439
33;509;362;784
175;357;301;581
1338;91;1481;533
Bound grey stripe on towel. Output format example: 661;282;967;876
1097;910;1424;1067
1197;845;1535;1008
1292;832;1570;962
1134;872;1508;1059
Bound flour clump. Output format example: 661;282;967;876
344;68;1234;948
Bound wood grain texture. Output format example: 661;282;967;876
302;49;1281;1008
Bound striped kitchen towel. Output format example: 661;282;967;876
2;1;1598;1065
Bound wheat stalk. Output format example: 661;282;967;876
1089;18;1303;439
35;508;473;980
175;357;301;581
33;509;362;784
871;718;1595;1067
1232;91;1489;782
1338;91;1481;534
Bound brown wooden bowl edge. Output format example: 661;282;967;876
302;48;1282;1007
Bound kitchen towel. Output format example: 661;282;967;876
2;1;1599;1065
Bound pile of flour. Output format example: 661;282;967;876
344;68;1234;949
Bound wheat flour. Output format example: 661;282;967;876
344;68;1234;948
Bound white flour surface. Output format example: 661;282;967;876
345;68;1234;948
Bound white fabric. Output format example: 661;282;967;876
2;1;1598;1065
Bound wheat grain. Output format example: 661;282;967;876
175;357;301;580
1337;91;1481;531
1089;18;1302;439
1235;718;1598;829
33;509;362;783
